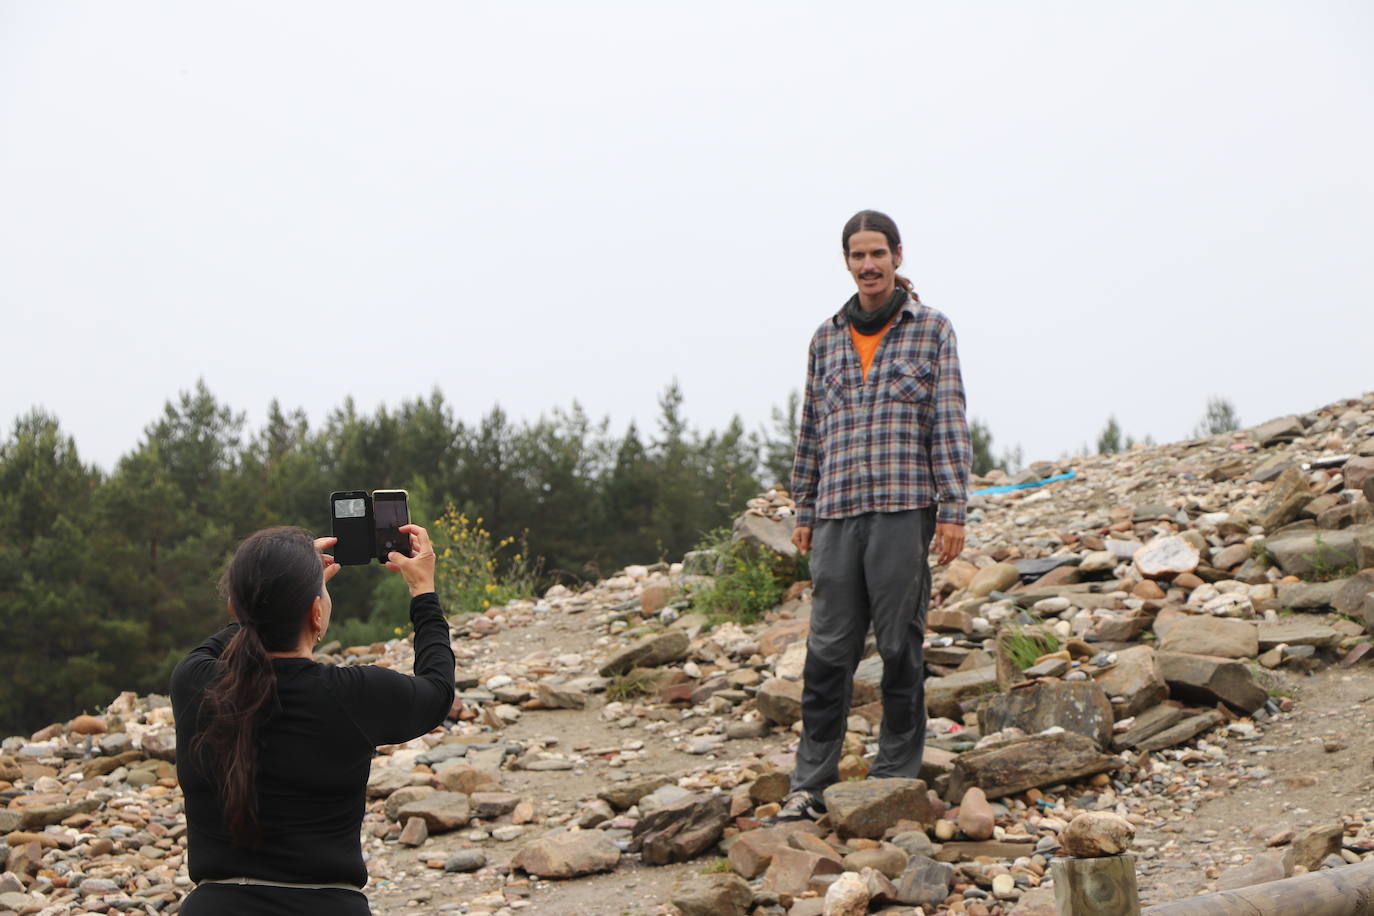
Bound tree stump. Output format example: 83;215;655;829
1052;854;1140;915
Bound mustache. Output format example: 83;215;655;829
859;271;883;279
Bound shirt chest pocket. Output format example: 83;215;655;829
823;370;847;413
889;358;934;404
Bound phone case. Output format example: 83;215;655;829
330;490;375;565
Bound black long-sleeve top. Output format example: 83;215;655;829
170;593;455;888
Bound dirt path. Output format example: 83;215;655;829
1134;662;1374;906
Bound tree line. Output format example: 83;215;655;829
0;381;799;736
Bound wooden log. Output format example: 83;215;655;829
1141;858;1374;915
947;731;1122;801
1052;854;1140;916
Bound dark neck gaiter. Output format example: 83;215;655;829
844;287;907;336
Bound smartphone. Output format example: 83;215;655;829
372;489;411;563
330;490;375;566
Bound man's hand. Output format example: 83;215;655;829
387;524;437;596
791;525;812;555
932;522;965;566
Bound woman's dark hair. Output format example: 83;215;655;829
191;526;321;847
841;209;920;302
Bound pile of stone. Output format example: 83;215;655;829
4;395;1374;915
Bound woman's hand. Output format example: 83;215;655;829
386;524;437;596
314;536;341;583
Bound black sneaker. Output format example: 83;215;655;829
768;790;826;824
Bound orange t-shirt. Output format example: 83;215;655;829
850;318;896;381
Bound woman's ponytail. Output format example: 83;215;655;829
191;527;321;847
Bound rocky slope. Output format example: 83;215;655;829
3;394;1374;916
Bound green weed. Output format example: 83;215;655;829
687;527;786;624
605;670;658;702
1300;534;1357;582
1000;625;1062;671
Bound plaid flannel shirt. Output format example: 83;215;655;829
791;298;971;528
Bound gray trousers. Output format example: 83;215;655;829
789;508;935;794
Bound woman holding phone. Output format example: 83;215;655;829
171;523;454;915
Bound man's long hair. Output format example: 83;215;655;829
842;209;920;302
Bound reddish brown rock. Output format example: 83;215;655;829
761;846;844;896
957;786;994;841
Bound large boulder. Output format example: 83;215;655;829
823;778;936;838
631;793;730;865
947;732;1121;800
1157;652;1267;714
598;630;690;676
977;680;1114;749
511;830;622;878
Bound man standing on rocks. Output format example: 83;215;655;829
775;209;970;822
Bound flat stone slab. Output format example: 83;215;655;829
1256;621;1341;651
1113;703;1186;751
947;732;1121;801
1135;710;1226;753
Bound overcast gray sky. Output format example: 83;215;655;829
3;2;1372;473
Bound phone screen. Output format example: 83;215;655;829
373;490;411;561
